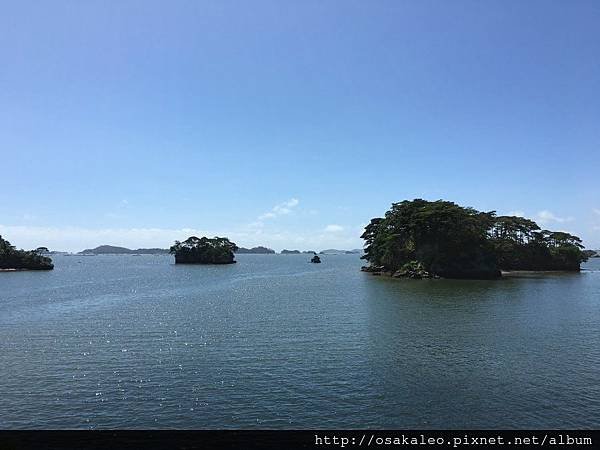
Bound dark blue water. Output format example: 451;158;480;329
1;254;599;429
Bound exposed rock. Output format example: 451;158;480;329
310;255;321;263
361;265;384;272
388;261;436;279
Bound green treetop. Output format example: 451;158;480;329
170;236;238;265
361;199;588;279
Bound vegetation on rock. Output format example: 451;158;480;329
361;199;589;279
0;235;54;270
170;236;238;264
391;261;433;279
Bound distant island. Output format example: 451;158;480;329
74;244;368;256
235;246;275;254
361;199;590;279
282;249;362;255
78;245;169;255
170;236;237;264
0;235;54;271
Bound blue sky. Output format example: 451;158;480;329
1;0;599;251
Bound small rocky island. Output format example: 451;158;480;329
170;236;238;264
310;255;321;263
0;235;54;271
361;199;590;280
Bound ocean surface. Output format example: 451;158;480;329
1;254;599;429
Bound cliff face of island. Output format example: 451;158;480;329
170;236;237;264
0;236;54;271
361;199;589;280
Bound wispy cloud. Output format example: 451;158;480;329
258;198;299;220
324;224;344;233
593;208;600;217
105;199;130;220
536;210;574;225
507;210;525;217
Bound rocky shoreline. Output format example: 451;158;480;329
362;265;585;280
0;268;51;272
361;261;440;279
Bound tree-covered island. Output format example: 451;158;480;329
361;199;589;279
0;235;54;271
170;236;238;264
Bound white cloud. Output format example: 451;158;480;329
507;210;525;217
258;198;299;221
0;222;365;254
536;210;574;225
593;208;600;216
324;224;344;233
0;224;207;253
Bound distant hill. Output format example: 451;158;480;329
235;246;275;254
319;249;362;255
281;249;301;254
78;245;169;255
583;249;599;258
